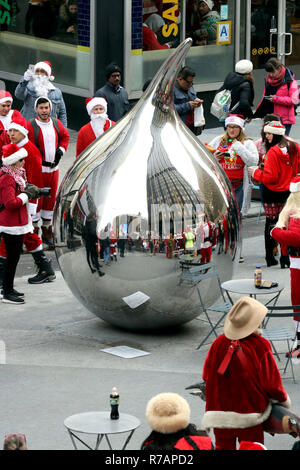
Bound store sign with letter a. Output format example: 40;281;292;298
217;21;231;45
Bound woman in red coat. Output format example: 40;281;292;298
248;120;300;267
271;175;300;358
0;143;40;304
76;97;115;158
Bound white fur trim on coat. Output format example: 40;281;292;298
201;402;272;431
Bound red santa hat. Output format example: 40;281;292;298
7;116;28;136
264;120;285;135
86;97;107;116
2;143;28;166
0;90;13;104
34;61;55;81
225;114;245;129
290;175;300;193
238;441;267;450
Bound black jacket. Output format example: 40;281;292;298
141;424;210;451
219;72;254;119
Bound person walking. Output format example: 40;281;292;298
76;97;115;158
15;61;68;127
207;114;258;215
254;58;299;136
201;296;291;450
248;121;300;267
0;143;41;304
217;60;254;121
27;96;70;248
0;116;55;286
174;66;203;135
95;63;130;122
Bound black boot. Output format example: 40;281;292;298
280;255;290;269
0;257;6;290
28;251;56;284
265;217;278;267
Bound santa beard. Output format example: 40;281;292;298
32;75;54;97
91;112;108;138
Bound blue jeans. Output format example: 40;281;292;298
104;247;110;264
234;183;244;212
284;124;292;136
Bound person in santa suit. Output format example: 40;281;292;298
0;143;42;304
198;215;216;264
201;296;291;450
0;117;56;288
0;90;24;153
27;96;70;248
271;175;300;358
15;61;67;127
76;97;115;158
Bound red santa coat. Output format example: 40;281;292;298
272;216;300;320
76;120;115;158
201;333;290;431
27;118;70;170
0;173;29;232
0;110;23;156
18;139;43;215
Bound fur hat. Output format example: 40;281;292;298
290;175;300;193
200;0;213;10
85;97;107;116
238;441;267;450
224;296;267;340
2;143;28;166
235;59;253;75
0;90;13;104
225;114;244;129
7;117;28;136
105;63;121;80
146;393;190;434
34;61;54;81
264;120;285;135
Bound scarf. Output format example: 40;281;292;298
266;65;286;87
1;165;27;191
91;112;108;138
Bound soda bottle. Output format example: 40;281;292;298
110;387;119;420
254;266;262;287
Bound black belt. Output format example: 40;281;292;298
42;161;54;168
204;237;211;243
288;246;300;257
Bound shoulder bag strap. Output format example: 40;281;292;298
183;436;200;450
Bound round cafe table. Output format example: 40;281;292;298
64;411;140;450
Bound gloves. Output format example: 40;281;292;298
23;68;34;82
22;184;40;200
54;148;63;166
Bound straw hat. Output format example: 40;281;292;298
224;296;267;340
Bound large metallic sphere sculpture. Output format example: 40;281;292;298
54;39;241;331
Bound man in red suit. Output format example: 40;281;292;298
271;175;300;358
0;116;56;287
201;296;291;450
0;90;24;154
76;97;115;158
27;96;70;247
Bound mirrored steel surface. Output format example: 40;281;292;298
54;39;241;331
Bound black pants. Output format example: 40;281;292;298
2;233;24;295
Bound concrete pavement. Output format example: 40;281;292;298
1;117;300;451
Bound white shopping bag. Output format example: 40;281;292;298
194;104;205;127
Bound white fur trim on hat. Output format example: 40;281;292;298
86;97;107;116
34;61;54;80
264;121;285;135
225;115;245;129
34;96;52;110
146;393;190;434
235;60;253;75
7;122;28;136
0;91;13;104
2;147;28;166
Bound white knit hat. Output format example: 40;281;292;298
85;97;107;116
225;114;245;129
34;61;54;81
2;143;28;166
264;121;285;135
235;60;253;74
290;175;300;193
201;0;213;10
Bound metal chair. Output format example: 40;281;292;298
180;261;231;349
262;305;300;383
252;184;264;224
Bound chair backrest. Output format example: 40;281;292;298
185;264;227;306
266;305;300;317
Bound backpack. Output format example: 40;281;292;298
29;117;60;153
210;88;232;121
174;435;213;450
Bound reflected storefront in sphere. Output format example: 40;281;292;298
54;39;241;331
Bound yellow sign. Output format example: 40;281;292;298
216;21;231;45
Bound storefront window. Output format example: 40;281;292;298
0;0;91;90
129;0;235;94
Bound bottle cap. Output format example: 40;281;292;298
111;387;118;394
256;266;261;268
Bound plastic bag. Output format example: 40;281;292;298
194;104;205;127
